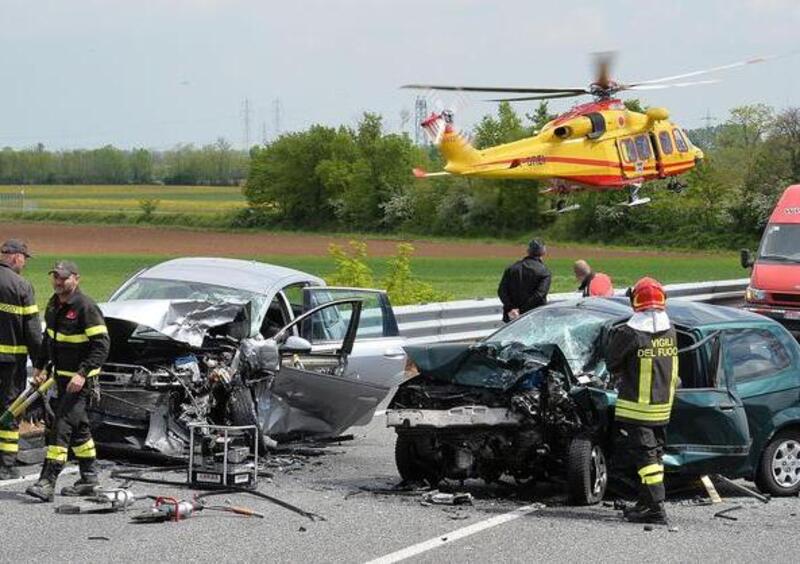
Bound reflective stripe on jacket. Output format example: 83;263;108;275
607;323;679;426
0;262;41;363
35;289;110;378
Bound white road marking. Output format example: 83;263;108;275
0;466;79;487
373;409;386;418
364;503;544;564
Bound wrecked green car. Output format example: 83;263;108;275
386;298;800;504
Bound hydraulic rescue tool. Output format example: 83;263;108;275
0;377;55;428
55;488;138;515
130;495;264;523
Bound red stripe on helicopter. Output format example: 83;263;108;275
554;175;632;187
485;155;660;173
479;155;622;168
662;160;695;170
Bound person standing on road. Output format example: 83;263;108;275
26;261;109;502
497;238;551;322
574;259;614;297
0;240;41;480
607;277;678;525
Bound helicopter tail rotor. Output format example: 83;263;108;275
419;110;481;168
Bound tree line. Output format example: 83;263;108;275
0;138;248;185
4;100;797;250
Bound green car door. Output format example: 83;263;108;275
663;332;752;475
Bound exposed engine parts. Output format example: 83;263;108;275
91;335;279;457
389;343;592;485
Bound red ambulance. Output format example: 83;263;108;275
741;185;800;335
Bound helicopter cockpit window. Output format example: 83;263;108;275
620;139;636;162
634;135;652;160
673;129;689;152
658;131;674;155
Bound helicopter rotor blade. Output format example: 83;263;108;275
486;92;588;102
627;51;798;87
624;79;721;91
402;84;587;95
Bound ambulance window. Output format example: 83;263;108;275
658;131;674;155
673;129;689;152
620;139;636;162
634;135;652;160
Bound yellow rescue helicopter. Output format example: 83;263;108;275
405;53;781;212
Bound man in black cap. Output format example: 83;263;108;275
497;238;552;322
26;260;109;501
0;239;41;480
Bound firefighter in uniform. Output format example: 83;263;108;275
607;277;678;524
26;261;109;501
0;240;41;480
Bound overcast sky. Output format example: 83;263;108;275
1;0;799;150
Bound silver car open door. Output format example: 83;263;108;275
262;298;390;438
302;287;407;388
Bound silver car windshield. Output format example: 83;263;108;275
486;307;613;375
111;277;269;336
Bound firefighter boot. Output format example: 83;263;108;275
624;501;668;525
25;461;63;502
621;499;647;518
61;458;99;496
0;453;21;481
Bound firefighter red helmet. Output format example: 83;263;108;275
630;277;666;312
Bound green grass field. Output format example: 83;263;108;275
22;253;745;310
0;185;246;215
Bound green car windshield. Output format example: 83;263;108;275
486;306;614;375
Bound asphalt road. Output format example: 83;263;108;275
1;414;798;563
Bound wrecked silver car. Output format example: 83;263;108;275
91;257;406;457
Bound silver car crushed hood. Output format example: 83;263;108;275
100;299;249;347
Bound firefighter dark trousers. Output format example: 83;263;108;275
0;359;26;466
44;378;96;471
621;423;666;506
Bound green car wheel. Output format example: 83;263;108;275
756;429;800;496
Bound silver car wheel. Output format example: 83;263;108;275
771;439;800;488
591;445;608;497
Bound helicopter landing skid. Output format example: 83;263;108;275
616;183;650;207
616;197;651;207
545;198;581;215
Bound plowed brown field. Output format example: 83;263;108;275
3;222;707;259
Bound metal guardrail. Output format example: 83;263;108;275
395;278;750;345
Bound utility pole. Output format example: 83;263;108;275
414;96;428;145
241;98;252;149
273;98;283;138
700;108;718;129
399;108;411;135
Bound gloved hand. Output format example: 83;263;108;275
32;368;48;386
